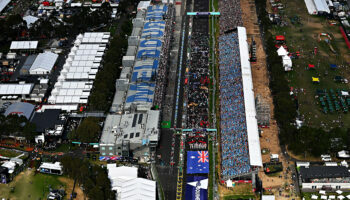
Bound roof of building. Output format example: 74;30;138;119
30;52;58;73
4;102;35;120
299;166;350;180
30;109;63;133
0;0;10;13
21;55;37;70
10;41;38;50
100;114;121;144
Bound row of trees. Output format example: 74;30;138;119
60;155;115;200
255;0;350;157
0;115;37;141
0;2;113;48
87;5;133;111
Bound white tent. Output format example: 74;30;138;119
337;190;343;195
319;190;326;195
23;15;39;28
0;0;10;13
277;46;288;56
338;195;345;200
29;52;58;75
341;91;349;96
329;195;336;199
226;180;233;187
311;195;318;200
282;55;292;71
304;0;317;15
321;195;327;200
314;0;330;13
346;194;350;199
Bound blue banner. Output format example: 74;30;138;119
185;176;208;200
187;151;209;174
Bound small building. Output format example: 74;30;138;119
29;52;58;75
30;109;65;137
4;102;35;120
38;162;63;175
299;166;350;191
20;55;38;75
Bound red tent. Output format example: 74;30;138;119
308;64;315;69
276;35;285;41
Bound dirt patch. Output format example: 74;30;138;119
58;177;85;200
240;0;299;199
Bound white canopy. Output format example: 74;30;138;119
311;195;318;200
338;195;345;200
30;52;58;74
23;15;39;28
10;41;38;50
319;190;326;195
282;55;292;68
337;190;343;195
346;194;350;199
329;195;336;199
277;46;288;56
226;180;232;187
341;91;349;96
321;195;327;200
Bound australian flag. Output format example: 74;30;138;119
187;151;209;174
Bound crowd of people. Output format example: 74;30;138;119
219;33;251;178
219;0;243;34
153;4;175;109
185;32;210;128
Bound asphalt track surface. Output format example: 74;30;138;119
181;0;210;197
155;0;190;199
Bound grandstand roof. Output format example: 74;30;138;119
237;27;262;167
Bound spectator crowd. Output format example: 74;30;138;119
185;32;210;128
219;33;251;179
219;0;243;34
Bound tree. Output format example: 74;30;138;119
23;123;37;142
75;117;100;143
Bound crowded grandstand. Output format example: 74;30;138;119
218;0;262;180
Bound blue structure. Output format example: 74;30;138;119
185;176;208;200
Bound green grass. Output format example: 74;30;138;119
0;170;66;200
270;0;350;129
303;192;350;200
49;143;72;153
0;148;22;158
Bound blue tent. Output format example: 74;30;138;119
330;64;337;69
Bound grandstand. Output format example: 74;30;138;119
218;27;262;180
100;4;174;160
